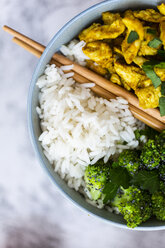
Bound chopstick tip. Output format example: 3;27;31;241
2;25;7;30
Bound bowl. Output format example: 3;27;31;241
28;0;165;230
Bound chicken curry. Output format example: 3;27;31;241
78;3;165;116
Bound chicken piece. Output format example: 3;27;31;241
102;12;121;24
79;23;101;42
133;9;163;23
79;19;125;42
138;26;160;56
154;67;165;81
110;73;122;85
114;61;152;90
160;21;165;49
110;73;131;90
122;16;144;40
114;43;146;66
133;56;148;67
122;33;141;64
124;9;135;18
121;16;144;64
121;80;132;91
135;85;161;109
157;3;165;15
107;62;116;74
82;41;112;68
86;60;108;76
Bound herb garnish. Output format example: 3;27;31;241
142;62;162;88
103;182;118;203
109;167;131;189
161;82;165;95
103;167;131;203
131;170;160;194
146;29;156;35
148;38;162;48
155;62;165;69
127;31;139;44
159;97;165;116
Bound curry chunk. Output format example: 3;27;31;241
124;9;135;18
135;85;161;109
122;33;141;64
86;60;108;76
121;16;144;64
79;23;101;42
133;56;148;67
79;19;125;42
160;21;165;49
82;41;113;68
114;61;152;90
110;73;122;85
122;16;144;40
133;9;163;23
78;7;163;112
154;67;165;81
102;12;121;24
157;3;165;15
138;26;160;56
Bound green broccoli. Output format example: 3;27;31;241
113;150;141;175
152;191;165;221
112;186;152;228
84;159;110;200
140;139;161;170
159;164;165;181
160;181;165;194
159;164;165;194
155;130;165;163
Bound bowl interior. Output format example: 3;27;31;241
28;0;165;230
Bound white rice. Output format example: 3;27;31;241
60;64;74;71
59;39;89;66
37;38;145;210
37;64;144;198
81;83;95;88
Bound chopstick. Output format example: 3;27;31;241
3;25;165;131
12;37;165;132
3;25;164;125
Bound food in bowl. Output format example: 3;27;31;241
36;4;165;228
60;3;165;116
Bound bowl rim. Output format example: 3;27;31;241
27;0;165;231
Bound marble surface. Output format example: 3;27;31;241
1;0;165;247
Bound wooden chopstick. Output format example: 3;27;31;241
11;37;165;132
3;25;165;124
3;26;165;131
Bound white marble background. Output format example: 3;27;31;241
1;0;165;247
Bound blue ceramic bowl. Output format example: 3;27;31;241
28;0;165;230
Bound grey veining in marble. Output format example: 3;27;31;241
1;0;165;247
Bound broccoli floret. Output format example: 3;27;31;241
159;164;165;181
159;164;165;194
152;191;165;221
114;150;140;175
84;160;110;200
112;186;152;228
140;139;161;170
155;130;165;163
160;181;165;194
